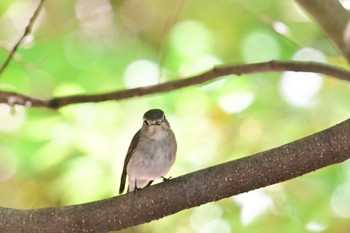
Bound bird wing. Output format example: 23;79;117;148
119;130;141;194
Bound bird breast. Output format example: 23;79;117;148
126;128;176;180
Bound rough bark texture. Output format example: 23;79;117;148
0;118;349;233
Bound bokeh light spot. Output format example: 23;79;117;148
190;203;223;230
218;91;255;114
280;72;323;107
169;20;212;59
273;21;289;35
305;221;327;232
0;104;26;132
293;47;327;62
280;47;326;107
123;60;160;88
179;55;222;77
233;189;273;226
198;219;231;233
340;0;350;10
331;183;350;218
241;30;280;62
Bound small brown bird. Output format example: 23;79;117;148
119;109;177;194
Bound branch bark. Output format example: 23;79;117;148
295;0;350;62
0;117;349;232
0;60;349;109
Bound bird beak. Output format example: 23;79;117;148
153;120;162;125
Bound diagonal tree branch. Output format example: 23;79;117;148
0;117;349;232
295;0;350;63
0;60;349;109
0;0;45;77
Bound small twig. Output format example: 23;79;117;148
0;0;45;77
0;60;349;109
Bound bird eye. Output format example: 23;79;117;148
144;120;149;125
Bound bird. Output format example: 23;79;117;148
119;109;177;194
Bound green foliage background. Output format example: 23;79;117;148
0;0;350;232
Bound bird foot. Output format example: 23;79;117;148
162;176;172;182
133;186;141;197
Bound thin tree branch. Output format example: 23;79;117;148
0;0;45;77
0;60;349;109
295;0;350;62
0;117;349;232
0;90;48;108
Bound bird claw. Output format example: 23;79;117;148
133;180;141;197
162;176;172;182
133;186;141;197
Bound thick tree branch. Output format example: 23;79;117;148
0;60;349;109
0;117;349;232
295;0;350;62
0;0;45;76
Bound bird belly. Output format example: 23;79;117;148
126;129;176;191
127;145;175;180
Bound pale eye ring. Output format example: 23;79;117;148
144;120;149;125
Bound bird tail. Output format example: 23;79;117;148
119;170;127;194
